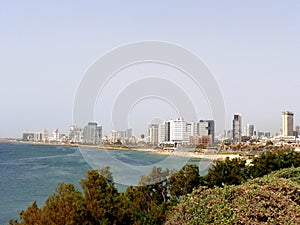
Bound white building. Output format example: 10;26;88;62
169;117;189;144
148;124;159;145
53;129;60;142
34;132;42;142
109;129;133;144
69;126;83;143
186;122;199;137
158;123;166;144
246;124;254;137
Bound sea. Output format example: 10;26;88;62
0;142;212;224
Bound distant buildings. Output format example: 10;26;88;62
282;111;294;136
158;118;189;145
233;114;242;142
107;128;133;144
83;122;102;145
21;108;300;147
152;118;215;146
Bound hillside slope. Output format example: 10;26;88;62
166;167;300;225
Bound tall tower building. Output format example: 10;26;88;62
148;124;159;145
233;114;242;142
199;120;215;143
282;111;294;136
83;122;102;145
158;123;166;143
246;124;254;137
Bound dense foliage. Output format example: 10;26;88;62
9;150;300;225
202;149;300;187
166;167;300;224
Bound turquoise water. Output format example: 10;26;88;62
0;143;91;224
0;143;211;224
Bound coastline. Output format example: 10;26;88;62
14;141;242;161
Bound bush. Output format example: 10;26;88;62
166;168;300;225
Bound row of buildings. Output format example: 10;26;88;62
23;122;103;145
225;111;300;144
22;118;216;147
147;118;215;147
22;110;299;147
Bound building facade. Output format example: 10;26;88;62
233;114;242;142
199;120;215;143
83;122;102;145
69;126;83;143
148;124;159;145
282;111;294;136
246;124;254;137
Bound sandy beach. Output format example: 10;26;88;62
17;141;242;161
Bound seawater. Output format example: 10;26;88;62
0;143;212;224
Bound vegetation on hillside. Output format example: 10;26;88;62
166;167;300;224
9;150;300;225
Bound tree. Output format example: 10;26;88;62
139;167;170;203
96;166;113;183
18;202;42;225
124;185;167;225
41;183;86;225
80;170;125;224
250;150;300;178
204;157;248;187
169;164;200;199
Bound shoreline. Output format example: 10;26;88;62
13;141;242;161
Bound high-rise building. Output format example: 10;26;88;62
226;130;233;139
233;114;242;142
69;126;83;143
282;111;294;136
169;117;188;144
246;124;254;137
53;129;60;142
41;129;49;142
126;128;132;139
158;123;166;143
295;125;300;138
34;132;42;142
164;121;171;142
83;122;102;145
148;124;159;145
158;118;190;145
186;122;199;137
199;120;215;143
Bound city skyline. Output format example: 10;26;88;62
19;110;300;142
1;1;300;138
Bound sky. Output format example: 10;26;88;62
0;0;300;138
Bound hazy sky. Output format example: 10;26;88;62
1;1;300;138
